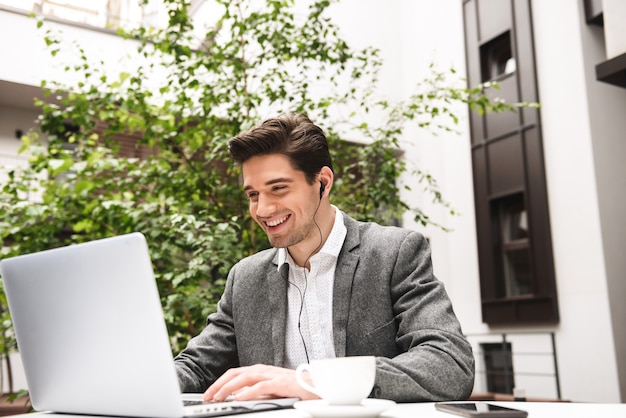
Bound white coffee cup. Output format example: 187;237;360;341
295;356;376;405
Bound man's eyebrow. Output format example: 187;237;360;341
243;177;294;192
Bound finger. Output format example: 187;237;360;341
203;368;246;401
208;369;267;402
228;369;319;401
230;380;275;401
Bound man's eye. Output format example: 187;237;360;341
246;192;258;201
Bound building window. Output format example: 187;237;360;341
482;342;515;394
494;194;531;297
480;31;516;82
583;0;603;25
0;0;169;31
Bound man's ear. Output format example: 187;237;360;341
318;166;333;196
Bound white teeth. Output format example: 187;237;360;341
266;216;288;227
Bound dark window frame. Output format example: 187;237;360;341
463;0;559;325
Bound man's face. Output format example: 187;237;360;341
242;154;320;249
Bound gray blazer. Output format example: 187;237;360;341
175;212;475;402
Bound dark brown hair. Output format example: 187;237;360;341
228;114;334;184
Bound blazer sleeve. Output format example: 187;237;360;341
369;230;475;402
173;267;239;393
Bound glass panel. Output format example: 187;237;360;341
482;342;515;394
480;31;515;82
502;204;528;241
503;247;531;296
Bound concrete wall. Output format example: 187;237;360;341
531;0;623;402
580;0;626;402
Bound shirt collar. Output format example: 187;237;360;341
277;206;346;269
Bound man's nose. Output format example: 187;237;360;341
255;194;276;217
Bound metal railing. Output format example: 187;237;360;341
465;331;561;399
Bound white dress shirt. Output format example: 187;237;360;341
278;206;347;369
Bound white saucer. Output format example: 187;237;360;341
293;399;396;418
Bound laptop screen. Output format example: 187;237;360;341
0;233;187;418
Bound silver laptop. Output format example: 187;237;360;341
0;233;297;418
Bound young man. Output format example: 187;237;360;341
174;114;475;402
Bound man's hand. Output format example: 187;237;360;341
202;364;319;402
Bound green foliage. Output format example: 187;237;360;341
0;0;526;368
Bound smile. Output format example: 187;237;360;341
265;215;289;227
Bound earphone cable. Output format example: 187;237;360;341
296;183;325;364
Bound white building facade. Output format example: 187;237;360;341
0;0;624;404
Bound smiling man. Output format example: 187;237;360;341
241;152;334;267
173;114;475;403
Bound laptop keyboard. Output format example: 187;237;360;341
183;399;251;416
183;400;204;406
182;396;300;417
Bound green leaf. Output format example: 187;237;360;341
48;158;73;176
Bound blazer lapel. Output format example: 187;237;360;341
332;214;360;358
268;258;288;366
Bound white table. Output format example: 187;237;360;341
6;401;626;418
382;402;626;418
